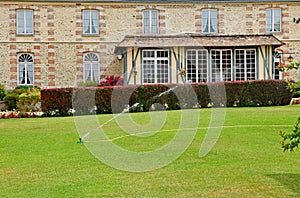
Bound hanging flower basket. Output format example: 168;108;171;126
276;62;286;72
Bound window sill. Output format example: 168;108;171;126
82;34;100;37
16;34;34;36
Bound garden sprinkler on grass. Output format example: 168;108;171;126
76;85;178;144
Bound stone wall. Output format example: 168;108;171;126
0;1;299;88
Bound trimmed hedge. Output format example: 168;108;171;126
41;80;293;116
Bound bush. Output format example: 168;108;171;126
78;81;98;87
0;84;7;101
40;80;292;116
3;86;41;111
41;88;73;116
99;75;124;87
280;116;300;152
286;80;300;98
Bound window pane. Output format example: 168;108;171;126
143;10;158;34
142;50;169;84
83;10;98;34
17;10;33;34
202;9;217;33
25;11;33;34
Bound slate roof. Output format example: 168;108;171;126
115;33;283;50
3;0;300;2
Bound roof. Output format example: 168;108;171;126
115;34;283;51
2;0;300;3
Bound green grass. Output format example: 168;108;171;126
1;106;300;197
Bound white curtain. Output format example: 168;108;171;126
27;64;34;84
19;64;25;84
92;63;99;82
84;63;91;81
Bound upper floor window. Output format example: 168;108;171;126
83;10;99;35
18;53;34;85
17;10;33;35
266;8;281;32
143;10;158;34
83;53;100;82
202;9;217;34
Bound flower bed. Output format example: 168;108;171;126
0;111;43;119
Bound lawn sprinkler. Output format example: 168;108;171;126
76;85;178;144
77;138;83;144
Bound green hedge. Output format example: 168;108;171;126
41;80;293;116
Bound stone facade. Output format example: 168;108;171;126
0;1;299;89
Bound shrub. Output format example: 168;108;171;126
280;116;300;152
99;75;124;87
3;93;19;110
3;86;41;111
40;80;292;116
41;88;73;116
0;84;7;101
286;80;300;98
78;81;98;87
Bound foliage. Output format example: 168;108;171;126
40;80;292;116
0;84;7;101
78;81;98;87
280;116;300;152
40;87;73;116
99;75;124;87
3;86;41;111
286;80;300;98
276;61;300;72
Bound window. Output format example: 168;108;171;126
18;54;34;85
83;53;100;82
235;49;256;81
266;8;281;32
186;49;208;83
17;10;33;35
83;10;99;35
202;9;217;34
142;50;169;84
143;10;158;34
273;52;282;80
211;50;232;82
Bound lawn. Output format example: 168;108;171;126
0;105;300;197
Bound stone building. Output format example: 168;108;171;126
0;0;299;89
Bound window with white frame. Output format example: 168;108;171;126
142;50;169;84
235;49;256;81
273;52;282;80
18;54;34;85
211;50;232;82
202;9;217;34
17;10;33;35
83;53;100;82
83;10;99;35
186;49;208;83
143;10;158;34
266;8;281;32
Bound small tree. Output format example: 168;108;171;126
280;117;300;152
